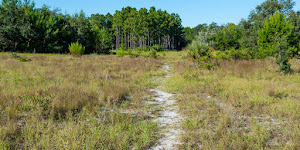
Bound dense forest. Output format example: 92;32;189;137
0;0;184;53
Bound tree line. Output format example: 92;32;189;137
0;0;185;54
185;0;300;73
184;0;300;57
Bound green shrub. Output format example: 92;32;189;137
18;57;31;62
186;41;210;61
69;42;85;56
116;49;126;57
287;46;298;57
144;46;150;51
202;62;214;70
127;48;133;55
213;49;255;60
152;45;165;52
213;51;228;60
11;52;19;58
149;49;157;59
228;49;253;60
11;52;31;62
135;47;142;52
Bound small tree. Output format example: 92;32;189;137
69;42;85;56
258;11;293;73
258;12;293;56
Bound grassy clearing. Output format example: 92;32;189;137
164;51;300;149
0;53;163;149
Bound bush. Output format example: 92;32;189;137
149;49;158;59
69;42;85;56
11;52;19;58
213;49;255;60
135;47;142;52
11;52;31;62
228;49;253;60
186;41;210;61
144;46;150;51
127;48;133;55
287;46;298;57
152;45;165;52
116;49;125;57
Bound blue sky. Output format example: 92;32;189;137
34;0;300;28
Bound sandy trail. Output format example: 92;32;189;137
150;63;183;150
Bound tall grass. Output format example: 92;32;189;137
164;51;300;149
0;54;161;149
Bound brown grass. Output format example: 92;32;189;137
0;53;161;149
164;52;300;149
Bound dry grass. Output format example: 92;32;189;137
164;52;300;149
0;53;162;149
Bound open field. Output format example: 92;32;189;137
164;51;300;149
1;0;300;149
0;53;164;149
0;51;299;149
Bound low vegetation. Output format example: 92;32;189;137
0;53;162;149
0;0;299;149
164;51;300;149
69;42;85;56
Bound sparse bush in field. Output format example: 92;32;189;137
11;52;19;58
116;49;126;57
116;37;126;57
69;42;85;56
186;40;215;69
186;40;212;62
135;47;142;52
228;49;254;60
186;41;210;61
212;50;228;60
11;52;31;62
203;62;214;70
21;95;53;112
128;49;140;58
144;46;150;51
149;49;158;59
152;44;165;52
127;48;133;55
18;57;32;62
212;49;255;60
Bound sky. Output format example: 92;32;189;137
34;0;300;28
